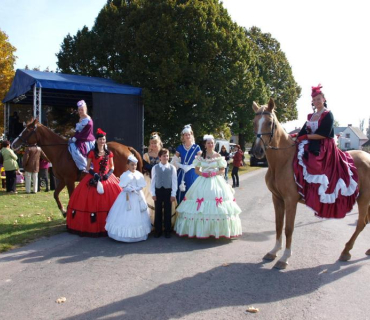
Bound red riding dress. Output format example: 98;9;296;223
66;150;122;236
293;110;359;218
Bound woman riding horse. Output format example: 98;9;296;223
252;96;370;269
11;119;143;217
68;100;95;171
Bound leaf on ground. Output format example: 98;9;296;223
56;297;67;304
245;306;259;313
222;263;230;267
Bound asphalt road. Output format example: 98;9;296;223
1;168;370;320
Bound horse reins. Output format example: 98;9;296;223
16;125;68;148
254;111;296;150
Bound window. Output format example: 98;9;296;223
345;134;350;138
345;142;350;149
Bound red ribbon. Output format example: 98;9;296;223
215;197;223;207
196;198;204;211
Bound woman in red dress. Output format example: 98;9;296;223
293;84;359;218
66;128;122;236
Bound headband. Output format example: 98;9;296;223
77;100;86;108
203;134;214;141
150;132;160;140
182;124;192;134
128;154;138;163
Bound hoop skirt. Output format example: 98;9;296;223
105;170;151;242
66;151;121;236
174;157;242;238
293;138;358;218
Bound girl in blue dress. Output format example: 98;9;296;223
171;124;201;203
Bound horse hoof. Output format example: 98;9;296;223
273;261;288;270
339;253;351;261
62;211;67;218
263;253;277;261
365;249;370;256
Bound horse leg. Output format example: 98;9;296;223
263;194;284;261
54;180;67;217
274;200;298;270
340;200;369;261
366;206;370;256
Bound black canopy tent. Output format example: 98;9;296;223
3;69;144;153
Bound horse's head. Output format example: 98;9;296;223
11;118;40;150
252;98;277;159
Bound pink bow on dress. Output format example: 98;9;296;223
215;197;223;207
196;198;204;211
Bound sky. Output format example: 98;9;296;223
1;0;369;132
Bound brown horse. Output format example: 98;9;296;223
252;98;370;269
11;119;143;216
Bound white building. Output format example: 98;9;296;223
336;125;368;150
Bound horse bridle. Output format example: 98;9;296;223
254;111;296;150
16;124;67;147
16;125;38;147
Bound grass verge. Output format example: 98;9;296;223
0;186;69;253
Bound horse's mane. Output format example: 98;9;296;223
29;119;68;143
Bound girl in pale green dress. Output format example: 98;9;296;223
174;135;242;238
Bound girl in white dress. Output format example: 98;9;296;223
105;155;151;242
175;135;242;239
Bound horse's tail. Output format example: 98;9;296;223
128;147;143;173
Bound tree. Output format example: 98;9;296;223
57;0;259;145
0;29;17;134
57;1;300;147
359;118;365;133
233;27;301;148
367;118;370;140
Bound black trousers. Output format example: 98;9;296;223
49;167;56;191
231;166;239;186
5;170;17;192
154;187;172;234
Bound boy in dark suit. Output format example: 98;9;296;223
150;148;177;238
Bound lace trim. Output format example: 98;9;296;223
296;141;357;203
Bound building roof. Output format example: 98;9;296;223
348;126;368;140
3;69;142;103
334;127;347;135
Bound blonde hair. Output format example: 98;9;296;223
148;132;163;152
181;130;195;144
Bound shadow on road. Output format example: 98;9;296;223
0;234;234;264
61;258;367;320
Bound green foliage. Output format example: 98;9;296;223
0;29;17;134
227;27;301;147
56;1;300;147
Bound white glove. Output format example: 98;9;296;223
182;164;194;173
133;186;142;192
124;185;134;192
71;137;77;143
170;155;181;169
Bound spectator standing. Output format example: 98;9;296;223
231;145;243;188
219;145;230;181
1;140;19;193
23;144;48;194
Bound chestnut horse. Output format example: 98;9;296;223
252;98;370;269
12;119;143;216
